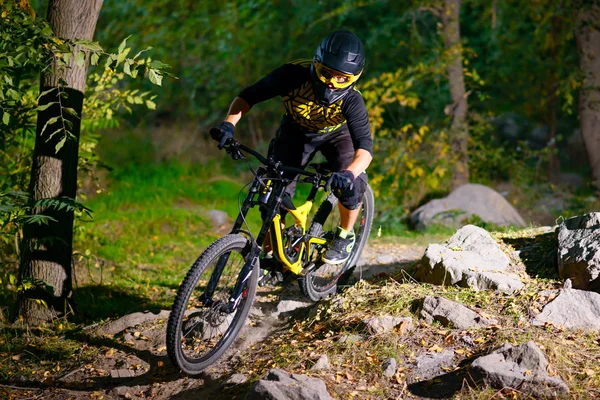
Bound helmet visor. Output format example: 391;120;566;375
313;60;361;89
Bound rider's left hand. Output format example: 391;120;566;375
326;170;355;193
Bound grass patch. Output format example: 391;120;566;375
73;160;263;321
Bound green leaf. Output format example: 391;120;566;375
123;59;133;76
36;101;58;112
75;50;85;67
7;88;20;101
2;112;9;125
148;60;171;70
73;39;103;52
126;95;134;104
91;52;99;66
118;35;131;55
105;54;116;68
46;128;63;141
38;87;57;100
148;69;162;86
133;46;152;60
145;100;156;110
55;136;67;152
41;116;60;136
116;47;130;66
63;107;79;118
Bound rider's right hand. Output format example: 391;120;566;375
209;121;235;149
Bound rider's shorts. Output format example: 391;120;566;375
270;124;368;210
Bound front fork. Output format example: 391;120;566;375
203;176;283;313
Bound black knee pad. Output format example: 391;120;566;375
337;173;367;210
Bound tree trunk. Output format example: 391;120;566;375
18;0;103;324
576;3;600;191
441;0;470;190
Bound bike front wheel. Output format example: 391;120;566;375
166;234;258;375
299;183;374;301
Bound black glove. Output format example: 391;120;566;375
209;121;235;149
326;170;355;193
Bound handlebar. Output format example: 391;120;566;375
227;140;323;179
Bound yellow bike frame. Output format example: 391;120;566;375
270;200;327;275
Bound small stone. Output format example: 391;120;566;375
382;358;397;378
414;350;455;380
311;355;330;371
364;316;413;335
226;373;248;385
338;334;364;344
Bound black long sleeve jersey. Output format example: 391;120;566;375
238;59;373;155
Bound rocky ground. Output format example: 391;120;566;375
2;224;600;399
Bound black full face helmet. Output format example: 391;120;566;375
310;30;365;105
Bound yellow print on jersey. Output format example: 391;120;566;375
282;81;346;133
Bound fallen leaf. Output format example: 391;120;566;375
429;344;443;353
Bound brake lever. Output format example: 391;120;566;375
225;141;244;161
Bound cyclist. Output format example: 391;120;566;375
210;30;373;266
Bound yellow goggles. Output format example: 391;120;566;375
314;61;361;89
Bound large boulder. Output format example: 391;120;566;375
557;213;600;290
414;225;524;293
410;184;526;230
470;341;569;398
532;288;600;330
246;369;332;400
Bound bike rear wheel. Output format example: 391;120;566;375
299;184;374;301
166;234;258;375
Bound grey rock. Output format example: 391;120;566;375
311;355;330;371
364;316;413;335
460;335;476;347
338;334;364;344
112;385;142;397
274;300;313;318
226;373;248;385
382;358;397;378
93;310;170;336
414;226;523;294
414;350;455;380
246;369;332;400
470;341;569;398
532;288;600;330
110;369;134;379
557;212;600;290
418;296;491;330
207;209;229;228
409;184;526;231
446;225;511;270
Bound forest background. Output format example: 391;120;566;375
1;0;600;322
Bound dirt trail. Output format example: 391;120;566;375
4;242;425;400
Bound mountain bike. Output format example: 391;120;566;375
166;140;374;375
